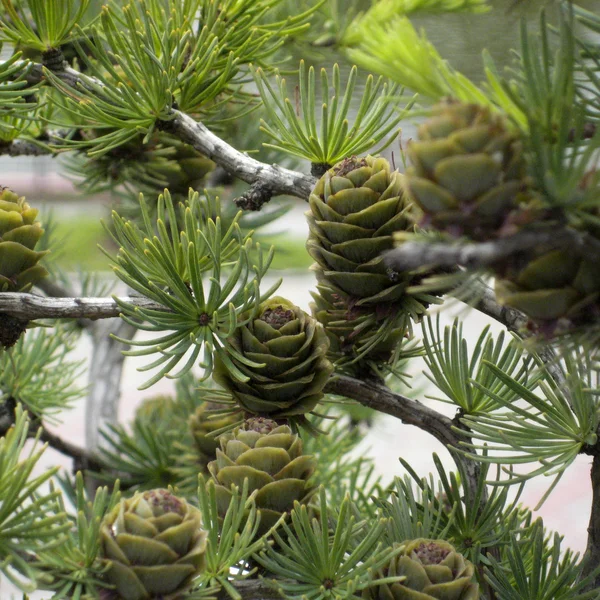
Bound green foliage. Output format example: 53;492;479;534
196;477;263;599
398;455;524;569
255;488;401;600
254;60;411;168
0;325;84;422
421;316;534;415
33;474;120;599
0;1;599;598
485;519;600;600
346;13;489;102
461;347;600;506
493;8;600;211
93;420;182;491
45;0;315;156
379;473;451;543
104;189;278;389
0;52;41;136
0;405;70;591
302;413;382;516
0;0;91;53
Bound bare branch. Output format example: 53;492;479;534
219;580;283;600
469;283;568;390
326;375;457;448
0;292;164;320
470;283;529;332
39;425;104;472
35;279;96;331
325;375;482;497
384;226;600;271
158;111;315;201
0;129;75;157
15;60;317;202
0;138;52;157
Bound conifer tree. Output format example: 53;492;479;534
0;0;599;598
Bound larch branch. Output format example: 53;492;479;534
0;292;164;320
15;60;317;201
384;226;600;271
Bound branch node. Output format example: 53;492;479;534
234;181;274;211
0;313;28;348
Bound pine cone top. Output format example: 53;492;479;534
101;489;207;600
208;419;315;533
366;539;478;600
213;296;332;420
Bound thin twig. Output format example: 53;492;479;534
35;279;95;331
469;284;568;392
39;426;104;472
384;226;600;272
218;580;284;600
16;60;317;202
159;112;315;201
0;138;53;157
325;375;482;498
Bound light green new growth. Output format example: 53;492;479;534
0;0;91;52
346;14;488;102
0;326;84;423
255;60;412;167
103;188;279;389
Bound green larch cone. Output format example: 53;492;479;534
494;246;600;329
307;155;416;305
307;156;434;375
213;297;333;422
100;489;208;600
71;131;214;198
406;100;529;240
207;417;316;534
189;404;240;467
365;540;478;600
0;188;48;292
310;282;408;377
135;395;180;433
153;135;215;196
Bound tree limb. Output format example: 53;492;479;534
325;375;482;498
16;60;317;202
158;111;316;201
218;580;283;600
0;137;53;157
384;226;600;271
469;283;568;393
0;292;164;320
38;425;104;472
